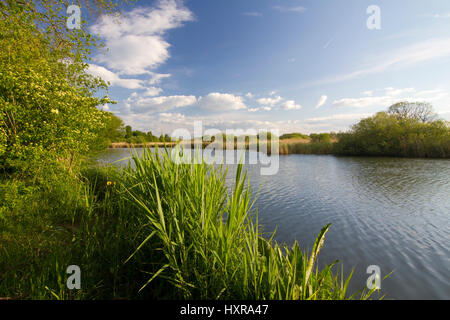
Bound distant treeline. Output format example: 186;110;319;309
283;102;450;158
279;133;310;140
101;115;173;145
333;102;450;158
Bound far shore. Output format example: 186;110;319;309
109;140;283;149
109;139;314;155
109;142;177;148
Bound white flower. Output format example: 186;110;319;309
51;109;59;114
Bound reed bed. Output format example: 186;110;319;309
279;141;335;155
120;148;375;299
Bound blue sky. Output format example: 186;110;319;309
86;0;450;135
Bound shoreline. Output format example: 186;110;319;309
108;141;449;159
109;142;177;148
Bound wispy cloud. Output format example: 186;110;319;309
305;113;373;123
430;13;450;19
332;87;448;109
315;95;328;109
323;38;333;49
242;12;263;17
273;6;306;13
305;38;450;87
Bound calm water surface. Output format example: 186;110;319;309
99;148;450;300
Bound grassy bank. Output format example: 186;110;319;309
0;165;147;299
0;148;376;300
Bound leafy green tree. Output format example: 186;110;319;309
334;105;450;158
95;112;125;149
279;133;309;140
310;133;331;143
146;131;157;142
124;125;132;139
0;1;131;174
132;130;146;137
387;101;436;123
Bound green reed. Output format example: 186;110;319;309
121;147;375;299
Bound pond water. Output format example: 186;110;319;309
98;148;450;300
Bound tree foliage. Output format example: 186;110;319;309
334;104;450;158
279;132;310;140
310;133;332;143
387;101;436;123
113;124;172;144
0;0;129;174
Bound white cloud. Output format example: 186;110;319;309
87;64;145;89
282;100;302;110
133;95;197;112
158;112;188;124
315;95;328;109
112;89;309;134
143;87;164;97
94;35;171;75
90;0;194;76
257;96;282;106
198;93;247;111
124;91;248;114
254;94;303;111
